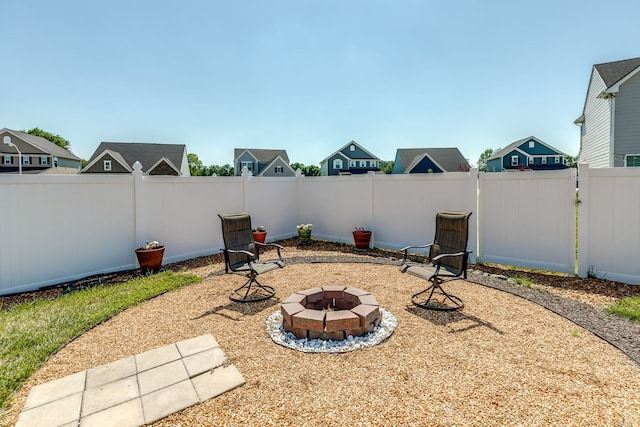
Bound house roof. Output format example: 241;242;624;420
234;149;290;164
594;57;640;88
1;128;81;160
397;148;469;172
487;136;567;160
85;142;186;173
320;140;380;164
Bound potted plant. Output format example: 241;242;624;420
135;240;165;274
353;227;372;250
297;223;313;245
252;225;267;244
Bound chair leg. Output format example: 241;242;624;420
411;278;464;311
229;271;276;302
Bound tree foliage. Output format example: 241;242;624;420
478;148;499;172
25;127;72;151
290;162;320;176
206;164;234;176
565;155;577;168
379;160;394;174
187;153;204;176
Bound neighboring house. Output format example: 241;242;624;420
392;148;470;174
233;148;296;177
486;136;568;172
0;128;81;174
319;141;380;176
575;57;640;168
81;142;189;175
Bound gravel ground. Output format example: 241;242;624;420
3;240;640;426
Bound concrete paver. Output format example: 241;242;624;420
16;334;244;427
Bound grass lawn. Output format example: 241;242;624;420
0;270;201;416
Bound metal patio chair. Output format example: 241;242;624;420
400;211;472;311
218;212;284;302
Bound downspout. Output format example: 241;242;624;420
609;95;616;167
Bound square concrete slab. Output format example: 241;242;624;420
80;397;144;427
15;392;82;427
86;356;136;390
137;359;189;396
135;343;181;372
23;370;86;410
176;334;219;357
182;347;227;378
191;365;246;402
141;380;200;424
82;376;139;417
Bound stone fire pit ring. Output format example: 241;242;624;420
266;286;398;353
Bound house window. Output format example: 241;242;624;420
359;160;366;167
333;159;343;169
529;140;535;148
554;156;560;164
625;155;640;167
528;157;534;165
371;160;377;167
275;165;284;173
541;157;547;164
41;156;48;165
581;123;586;137
350;144;355;152
350;160;356;167
104;160;112;171
3;156;10;165
241;161;253;171
511;156;519;167
23;156;30;165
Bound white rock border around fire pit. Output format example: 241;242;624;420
265;308;398;353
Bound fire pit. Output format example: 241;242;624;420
280;286;381;341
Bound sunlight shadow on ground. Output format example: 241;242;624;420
405;305;504;335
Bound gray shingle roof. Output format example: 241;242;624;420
12;130;81;160
397;148;469;172
594;57;640;88
234;149;290;163
87;142;186;172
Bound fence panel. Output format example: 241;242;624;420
578;165;640;283
0;174;135;294
478;169;577;274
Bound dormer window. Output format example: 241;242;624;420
529;140;535;148
104;160;112;171
350;144;355;152
275;165;284;173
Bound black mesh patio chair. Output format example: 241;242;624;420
218;212;284;302
400;211;472;311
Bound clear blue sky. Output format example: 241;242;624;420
2;1;639;168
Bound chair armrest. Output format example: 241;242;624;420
430;250;469;262
255;242;284;261
401;243;433;265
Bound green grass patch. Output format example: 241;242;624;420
0;271;201;415
512;276;534;288
606;296;640;322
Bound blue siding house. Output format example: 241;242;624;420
234;148;296;177
486;136;568;172
392;148;470;174
319;141;380;176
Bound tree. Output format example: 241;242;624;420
379;160;394;174
187;153;204;176
565;155;577;168
207;164;234;176
25;127;72;151
290;162;320;176
478;148;499;172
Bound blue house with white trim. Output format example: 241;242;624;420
486;136;568;172
319;141;380;176
392;148;470;174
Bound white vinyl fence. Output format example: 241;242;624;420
577;164;640;284
1;164;638;296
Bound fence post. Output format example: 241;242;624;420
368;171;375;248
133;161;144;253
241;166;252;212
577;164;589;278
468;168;479;264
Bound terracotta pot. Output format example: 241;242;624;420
135;246;165;274
352;231;372;249
252;231;267;244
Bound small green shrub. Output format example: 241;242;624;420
606;296;640;322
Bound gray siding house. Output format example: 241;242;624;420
234;149;296;177
392;148;470;174
81;142;190;175
486;136;568;172
575;57;640;167
0;128;81;174
319;141;380;176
